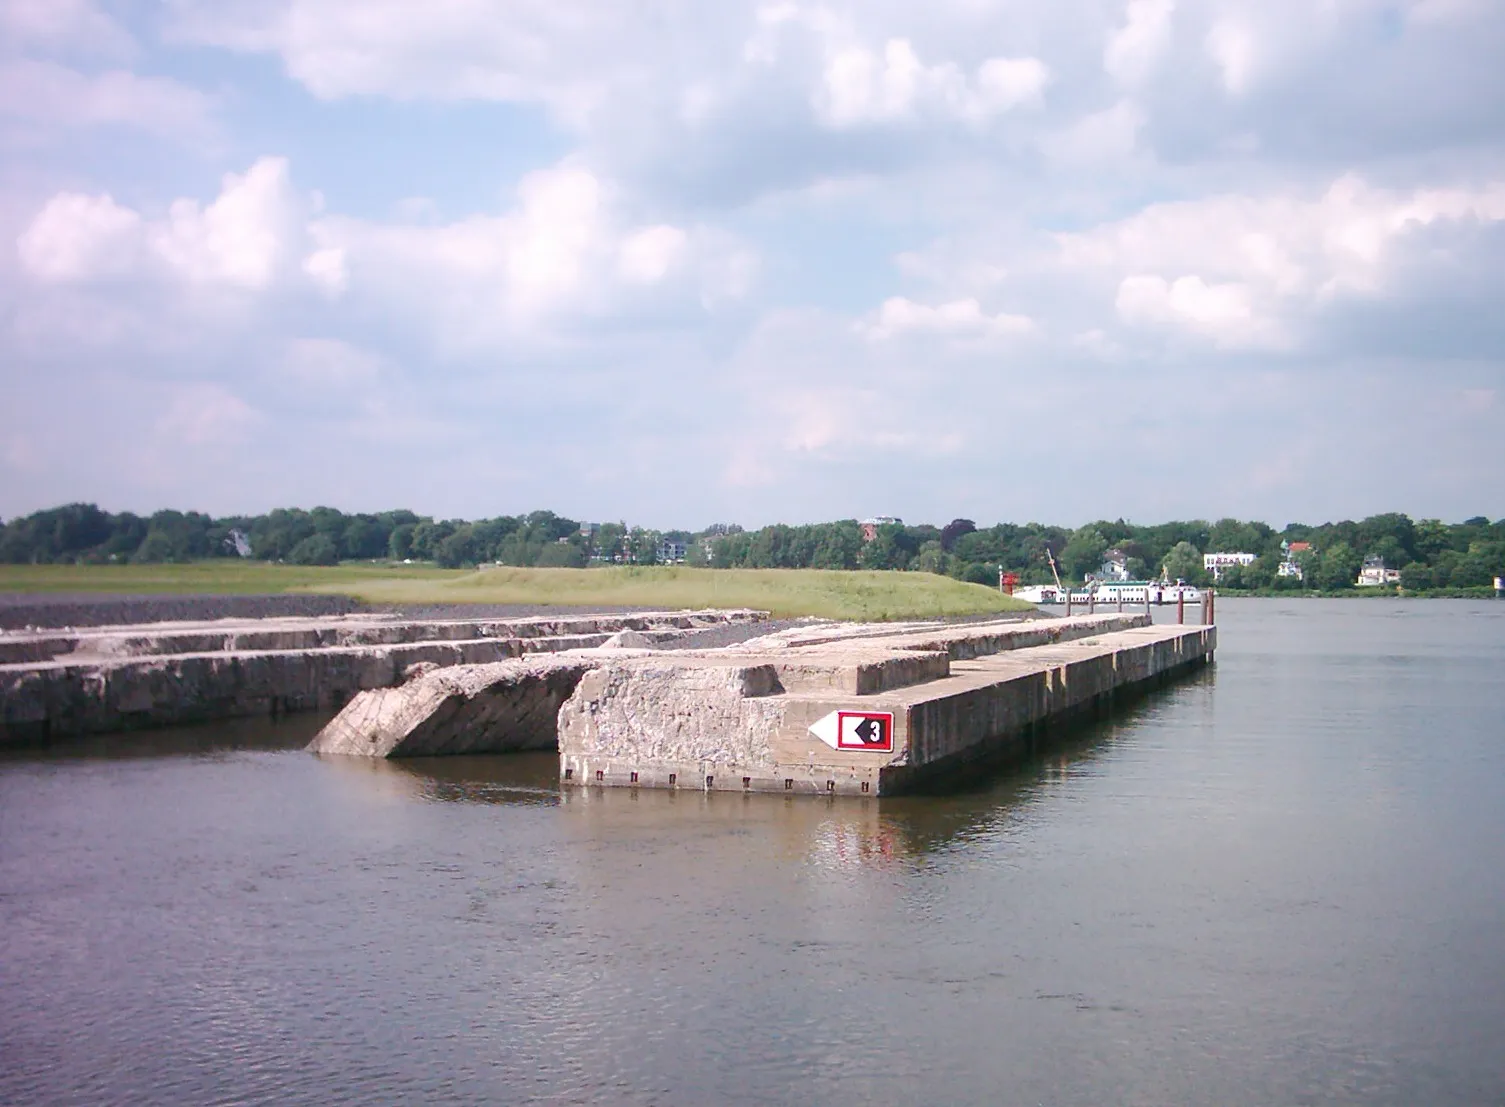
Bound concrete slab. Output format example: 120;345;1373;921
558;623;1214;796
0;609;768;745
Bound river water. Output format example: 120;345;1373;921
3;599;1503;1106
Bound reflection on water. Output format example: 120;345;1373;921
3;599;1504;1106
0;708;331;762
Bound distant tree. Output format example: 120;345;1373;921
1399;562;1431;591
309;506;347;541
388;524;416;561
1207;518;1269;554
1357;513;1416;563
1450;552;1496;588
810;522;862;570
287;534;340;566
409;521;453;561
629;528;659;565
1161;541;1203;584
940;519;976;552
914;540;948;575
131;531;177;563
1412;518;1453;562
1316;541;1362;590
1242;554;1277;591
537;541;586;568
1218;565;1246;590
341;518;386;560
859;523;909;570
436;527;479;568
595;522;627;562
959;562;995;586
1367;535;1406;570
1061;527;1109;582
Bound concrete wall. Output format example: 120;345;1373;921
0;610;765;746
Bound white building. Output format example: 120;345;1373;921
1356;556;1401;587
1203;551;1257;580
1097;548;1131;581
1277;540;1311;580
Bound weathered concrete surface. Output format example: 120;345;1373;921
559;622;1214;796
309;655;602;758
307;614;1101;761
0;610;764;665
302;612;1212;798
0;610;765;745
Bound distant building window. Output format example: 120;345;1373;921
657;540;687;563
1203;551;1256;580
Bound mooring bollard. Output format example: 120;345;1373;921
1205;588;1215;625
1089;591;1096;614
1177;590;1185;625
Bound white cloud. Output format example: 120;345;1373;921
1044;99;1143;163
860;296;1034;341
1116;273;1279;348
8;0;1505;524
618;225;687;283
975;57;1050;113
149;158;304;289
815;38;1047;127
13;154;750;359
1104;0;1175;87
308;164;613;331
276;338;383;388
1058;175;1505;306
155;383;260;446
17;192;142;281
503;167;603;308
302;247;347;296
0;60;214;138
17;157;307;290
1205;22;1257;96
0;0;135;56
164;0;655;123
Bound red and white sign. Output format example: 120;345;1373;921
809;710;894;752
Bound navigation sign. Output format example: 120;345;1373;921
808;710;895;753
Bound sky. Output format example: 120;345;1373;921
2;0;1502;530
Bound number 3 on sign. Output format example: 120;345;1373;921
808;710;895;752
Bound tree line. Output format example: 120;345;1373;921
0;503;1501;592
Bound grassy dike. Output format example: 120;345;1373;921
0;563;1035;621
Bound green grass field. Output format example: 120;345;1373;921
0;563;1034;621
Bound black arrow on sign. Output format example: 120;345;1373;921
854;717;885;745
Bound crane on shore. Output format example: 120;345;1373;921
1044;546;1064;592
